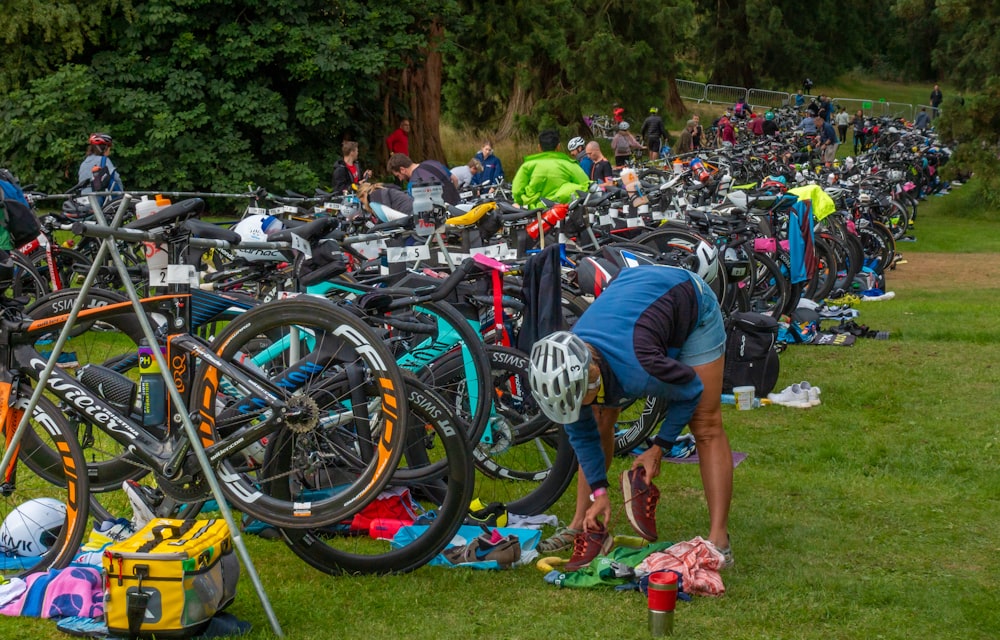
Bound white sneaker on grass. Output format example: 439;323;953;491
798;381;822;406
767;384;812;408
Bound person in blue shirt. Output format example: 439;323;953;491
78;133;124;201
815;116;839;165
470;141;504;187
799;114;818;136
528;265;733;566
567;136;593;178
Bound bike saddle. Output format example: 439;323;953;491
125;198;205;231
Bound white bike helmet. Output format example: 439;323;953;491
618;121;630;131
1;497;66;557
232;214;284;262
567;137;585;152
528;331;592;424
693;238;720;282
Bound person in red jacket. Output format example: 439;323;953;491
386;119;411;156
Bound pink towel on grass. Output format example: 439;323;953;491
636;536;726;597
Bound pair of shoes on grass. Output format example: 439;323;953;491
767;381;821;408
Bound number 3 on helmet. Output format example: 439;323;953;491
528;331;592;424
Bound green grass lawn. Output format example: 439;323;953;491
4;182;999;639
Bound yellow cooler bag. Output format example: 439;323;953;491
102;518;240;638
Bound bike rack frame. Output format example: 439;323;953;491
0;193;284;637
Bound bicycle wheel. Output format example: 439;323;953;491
25;288;149;492
804;235;840;302
364;299;492;445
25;245;92;292
612;396;669;457
742;251;791;319
3;391;90;577
190;296;410;528
10;250;48;306
430;345;577;516
278;377;473;575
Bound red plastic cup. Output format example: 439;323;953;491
647;571;678;612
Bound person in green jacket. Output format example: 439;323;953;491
512;129;591;208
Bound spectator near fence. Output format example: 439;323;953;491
835;107;850;145
851;109;866;155
930;85;943;118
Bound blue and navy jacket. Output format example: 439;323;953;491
471;151;504;186
566;265;711;490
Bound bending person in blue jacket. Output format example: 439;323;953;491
470;140;504;187
528;265;733;570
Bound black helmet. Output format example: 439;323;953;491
574;257;619;297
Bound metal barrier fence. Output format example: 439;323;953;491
676;80;707;103
747;89;790;109
677;78;918;122
705;83;747;106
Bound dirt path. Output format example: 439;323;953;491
888;252;1000;292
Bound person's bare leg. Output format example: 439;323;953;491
688;357;732;549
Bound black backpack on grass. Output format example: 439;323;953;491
722;311;780;395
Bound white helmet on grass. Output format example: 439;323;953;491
0;497;66;557
528;331;592;424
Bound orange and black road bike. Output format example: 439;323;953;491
1;197;408;577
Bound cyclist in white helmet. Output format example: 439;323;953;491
567;136;592;178
529;264;733;571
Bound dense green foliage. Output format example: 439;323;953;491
0;0;998;195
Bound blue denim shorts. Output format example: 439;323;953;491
678;273;726;367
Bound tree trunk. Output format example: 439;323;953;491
665;77;686;119
495;72;535;141
408;20;446;162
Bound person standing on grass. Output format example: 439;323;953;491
640;107;668;161
331;140;372;195
930;84;943;118
79;133;124;198
386;119;411;156
815;116;839;166
528;265;733;571
914;107;931;133
835;107;850;146
692;114;704;149
611;122;642;166
673;120;695;156
851;110;866;154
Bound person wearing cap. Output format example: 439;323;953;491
567;137;593;178
610;122;642;166
640;107;667;160
79;133;124;199
762;111;779;137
